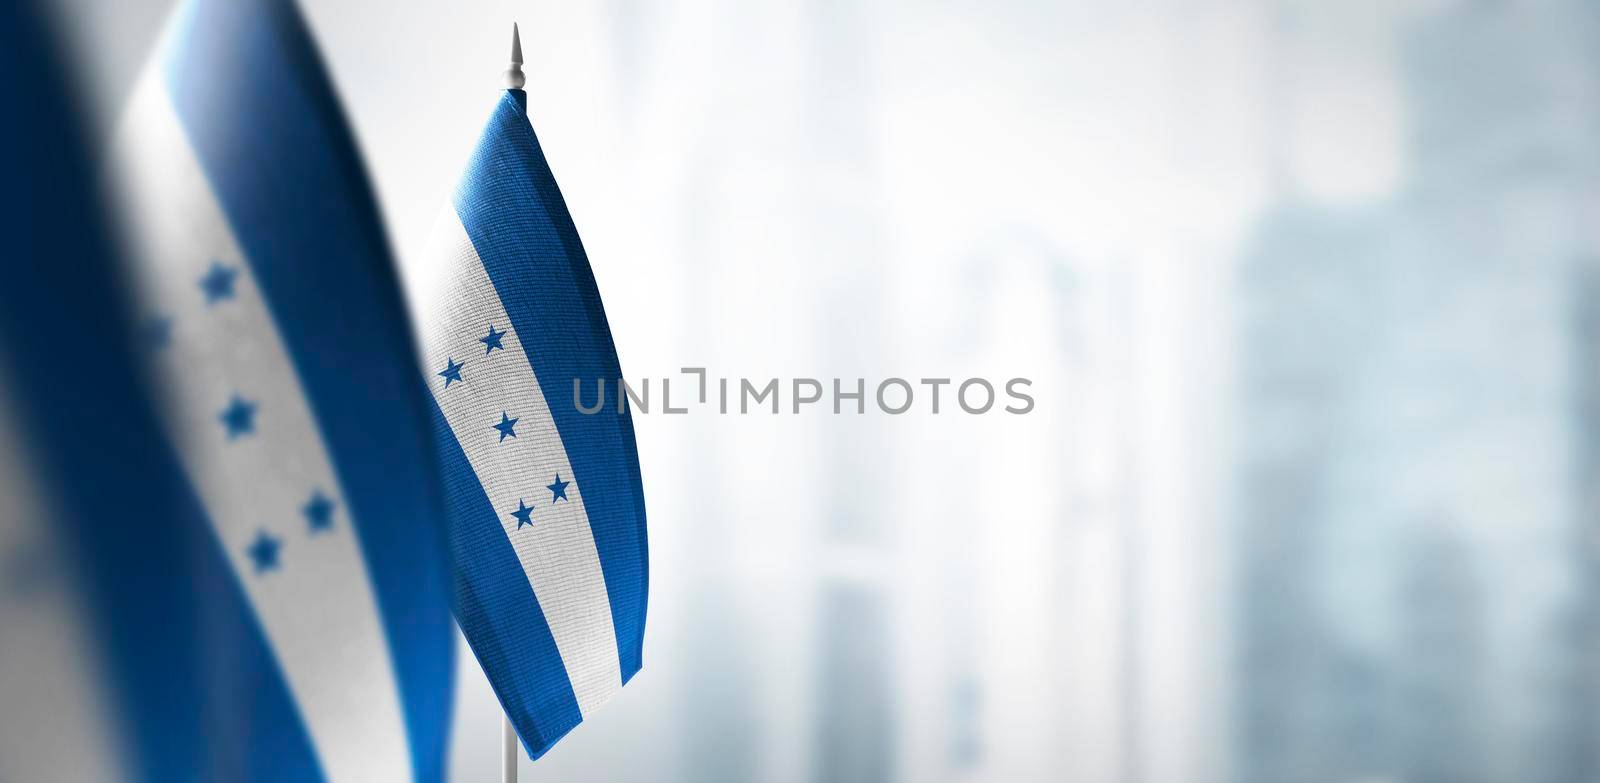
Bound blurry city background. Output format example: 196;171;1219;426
40;0;1600;780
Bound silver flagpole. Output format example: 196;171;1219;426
502;713;519;783
500;24;526;783
505;23;526;91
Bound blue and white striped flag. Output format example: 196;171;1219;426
413;78;650;758
106;0;456;779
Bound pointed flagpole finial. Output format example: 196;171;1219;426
504;23;526;90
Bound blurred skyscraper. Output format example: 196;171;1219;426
804;2;897;782
1233;1;1600;782
1558;261;1600;782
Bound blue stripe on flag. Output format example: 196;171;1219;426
0;6;323;778
452;91;650;682
429;395;586;757
161;0;455;776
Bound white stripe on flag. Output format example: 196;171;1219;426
110;72;413;783
415;206;623;717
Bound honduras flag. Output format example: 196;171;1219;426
412;29;649;760
105;0;456;779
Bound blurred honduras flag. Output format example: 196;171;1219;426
104;0;456;780
411;26;649;760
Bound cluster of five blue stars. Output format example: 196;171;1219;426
152;260;342;576
438;322;573;529
161;264;573;572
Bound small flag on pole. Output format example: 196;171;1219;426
104;0;457;779
413;24;650;760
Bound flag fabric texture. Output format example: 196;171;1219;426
104;0;456;779
414;88;649;759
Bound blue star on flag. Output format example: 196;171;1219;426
219;395;257;439
547;474;570;502
493;411;519;442
199;262;239;305
247;531;281;574
303;490;335;533
480;324;506;355
510;499;534;529
438;357;464;388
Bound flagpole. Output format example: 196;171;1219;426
502;712;519;783
505;23;526;91
499;23;526;783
